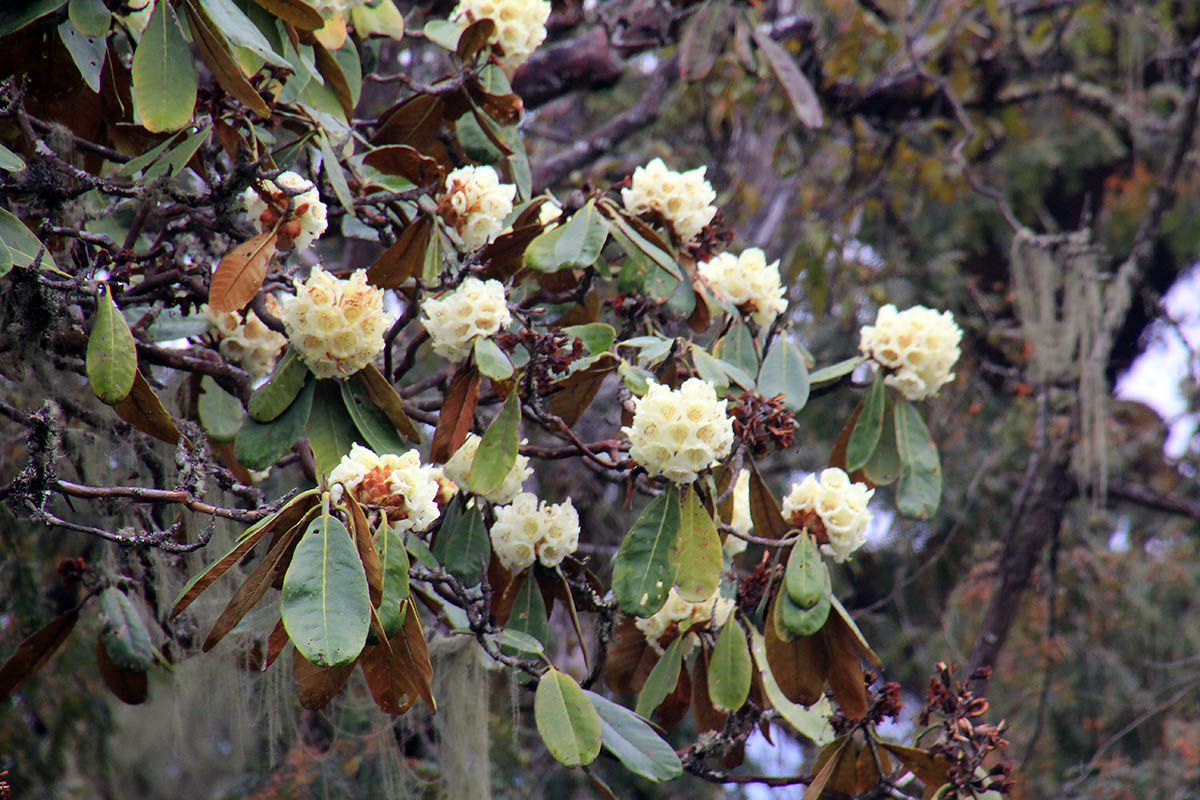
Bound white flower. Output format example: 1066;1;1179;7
620;158;717;242
242;171;328;251
204;299;287;379
278;267;393;379
328;444;442;532
438;166;516;250
724;468;751;557
634;587;735;654
782;468;874;562
490;492;579;572
442;433;532;504
859;304;963;402
420;276;512;362
621;378;734;483
451;0;551;68
698;248;788;329
538;200;563;227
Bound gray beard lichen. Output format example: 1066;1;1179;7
430;633;492;800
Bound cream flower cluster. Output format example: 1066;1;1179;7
204;299;286;379
489;492;580;572
698;248;788;329
635;587;735;655
782;468;874;563
443;433;532;504
621;158;717;242
438;166;516;251
420;276;511;362
724;468;751;557
622;378;734;483
859;304;963;402
279;267;392;379
242;171;328;251
451;0;551;68
328;444;442;533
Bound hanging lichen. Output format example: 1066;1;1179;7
430;634;491;800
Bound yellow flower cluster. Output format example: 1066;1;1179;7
328;444;443;533
420;276;511;362
859;304;963;401
634;587;735;654
451;0;551;68
621;158;717;242
279;267;392;379
442;433;532;504
782;468;874;563
438;166;516;251
204;298;286;379
622;378;734;483
242;171;328;252
489;492;580;572
698;248;788;329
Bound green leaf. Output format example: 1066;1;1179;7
281;510;371;667
373;522;410;638
618;361;651;396
404;531;438;569
785;533;828;610
234;375;315;470
748;627;836;744
249;347;310;422
0;143;25;173
0;207;59;272
586;691;683;782
473;336;514;380
774;580;831;639
117;132;181;178
690;347;729;393
432;503;490;586
144;125;210;180
562;323;615;355
423;18;461;51
847;373;886;472
307;380;364;477
715;320;758;389
131;0;198;133
757;334;810;411
0;0;64;37
319;128;356;212
98;587;154;671
86;283;138;405
708;618;751;712
505;573;549;648
0;239;12;279
58;20;107;93
894;398;942;518
525;199;608;271
612;486;681;617
339;378;408;455
635;625;687;718
605;212;681;279
809;355;866;384
199;0;290;67
863;404;901;485
468;390;520;496
535;668;603;767
494;628;544;655
673;487;722;602
197;376;244;442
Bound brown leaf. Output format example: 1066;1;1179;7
679;0;731;82
752;29;824;129
184;1;270;117
456;18;496;61
550;289;601;329
477;224;541;281
293;647;356;708
212;439;253;484
394;597;435;710
252;0;324;30
95;636;148;705
687;280;713;332
764;592;828;706
355;364;421;443
366;216;433;289
821;611;868;720
363;145;444;191
829;397;869;484
748;459;791;539
313;40;355;121
802;737;850;800
345;492;382;607
202;518;307;652
0;609;79;699
605;616;655;695
213;119;246;159
170;509;280;618
856;740;892;793
264;618;289;671
465;76;523;125
691;645;728;734
431;365;480;463
547;353;619;426
488;556;518;625
114;370;183;445
209;231;278;313
373;94;447;163
880;743;951;792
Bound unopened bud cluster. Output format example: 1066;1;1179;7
698;248;788;329
420;276;511;362
329;444;443;533
452;0;551;68
621;158;717;242
635;587;735;654
859;304;963;401
438;166;515;251
443;433;532;505
782;467;873;562
279;267;392;379
242;171;328;252
622;378;734;483
204;298;286;379
490;492;580;572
